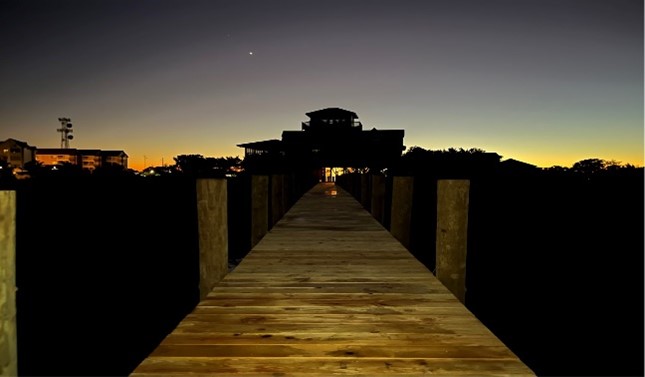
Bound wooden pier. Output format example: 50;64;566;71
131;182;534;376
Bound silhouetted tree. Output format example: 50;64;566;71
542;165;570;178
0;160;15;183
205;156;242;175
142;165;178;177
396;146;501;177
93;163;135;177
571;158;607;176
174;154;242;177
567;158;643;179
47;162;87;177
174;154;209;176
22;160;47;177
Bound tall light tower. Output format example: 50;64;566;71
57;117;74;148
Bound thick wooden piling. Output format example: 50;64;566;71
436;179;470;304
370;174;386;225
390;176;414;249
282;174;291;216
271;174;285;227
196;179;228;301
0;191;17;377
360;174;370;209
251;175;269;248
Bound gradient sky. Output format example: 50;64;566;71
1;0;643;170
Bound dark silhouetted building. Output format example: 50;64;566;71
0;138;36;168
238;107;405;179
36;148;128;171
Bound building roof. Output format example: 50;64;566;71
501;158;538;169
36;148;78;155
102;150;129;157
36;148;128;157
1;138;35;148
305;107;358;119
236;139;282;149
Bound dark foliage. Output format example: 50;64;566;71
173;154;242;177
13;175;201;376
7;171;316;376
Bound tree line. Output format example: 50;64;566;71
0;148;642;182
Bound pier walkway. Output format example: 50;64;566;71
131;183;534;376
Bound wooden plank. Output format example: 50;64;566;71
130;182;534;376
149;344;517;359
181;313;486;324
196;297;461;308
209;283;449;293
191;305;472;316
134;358;534;376
221;274;439;283
161;332;508;347
202;292;459;300
171;322;496;336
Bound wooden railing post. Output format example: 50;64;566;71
281;174;290;213
360;174;370;209
286;173;297;209
390;176;414;249
0;191;17;376
351;174;360;198
370;174;386;225
196;179;228;301
436;179;470;304
251;175;269;248
271;174;285;227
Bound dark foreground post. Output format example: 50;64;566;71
0;191;17;376
436;179;470;303
390;176;414;249
360;174;370;209
271;174;285;227
251;175;269;248
281;174;290;213
196;179;228;300
370;174;386;225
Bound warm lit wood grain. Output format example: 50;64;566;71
130;183;535;376
0;191;17;377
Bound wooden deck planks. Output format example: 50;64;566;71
131;182;535;376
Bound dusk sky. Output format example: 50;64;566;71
1;0;643;170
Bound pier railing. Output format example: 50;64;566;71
0;174;528;375
335;173;471;303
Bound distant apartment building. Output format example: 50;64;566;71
102;150;129;167
36;148;78;166
0;138;37;167
36;148;128;171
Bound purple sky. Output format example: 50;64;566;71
1;0;642;170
